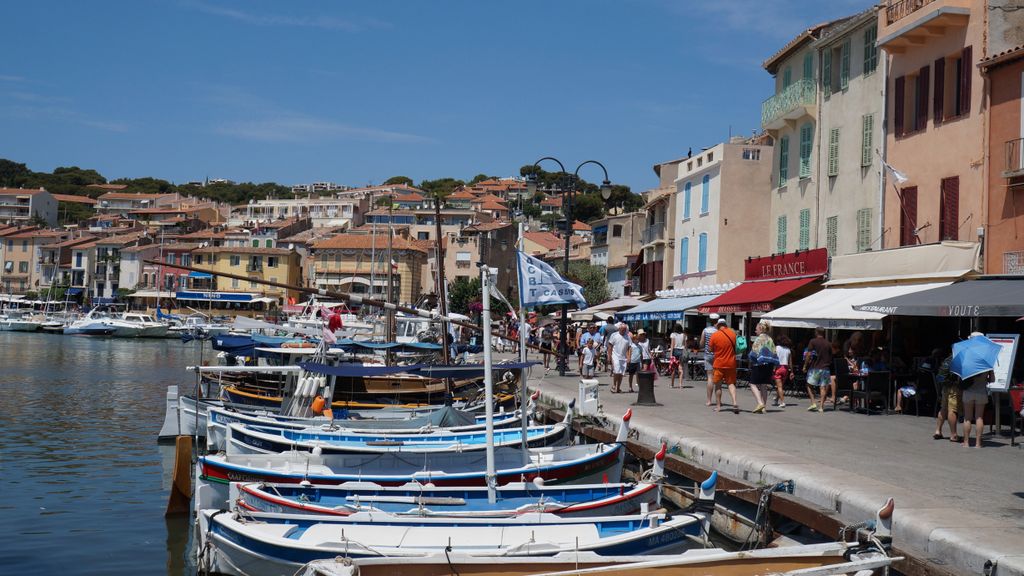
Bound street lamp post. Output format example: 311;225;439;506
526;157;613;376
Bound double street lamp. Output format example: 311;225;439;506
525;157;613;376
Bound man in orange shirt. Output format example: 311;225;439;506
708;317;740;413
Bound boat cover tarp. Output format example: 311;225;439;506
410;362;537;379
343;405;477;430
332;339;443;353
298;362;427;378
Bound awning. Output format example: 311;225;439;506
698;277;819;314
188;271;213;279
66;287;84;296
763;282;951;330
618;294;717;322
249;297;276;305
852;277;1024;318
130;290;175;299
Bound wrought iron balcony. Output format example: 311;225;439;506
761;78;816;131
885;0;936;24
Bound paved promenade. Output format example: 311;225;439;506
512;354;1024;576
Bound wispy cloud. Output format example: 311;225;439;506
198;84;430;144
182;0;386;32
0;102;130;133
0;74;25;83
683;0;867;41
7;91;72;104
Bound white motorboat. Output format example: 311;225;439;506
121;312;170;338
0;310;42;332
63;308;143;337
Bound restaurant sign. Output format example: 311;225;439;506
744;248;828;281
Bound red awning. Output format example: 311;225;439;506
698;277;819;314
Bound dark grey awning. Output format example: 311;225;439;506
852;277;1024;318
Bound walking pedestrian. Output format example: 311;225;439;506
669;324;687;388
708;317;739;413
607;323;632;393
581;338;596;378
540;324;554;369
747;320;777;414
773;335;792;408
578;324;596;373
804;327;833;413
700;314;720;407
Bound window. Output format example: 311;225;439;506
822;48;832;98
417;231;429;240
803;52;813;81
857;208;872;252
826;216;838;256
456;251;471;269
3;260;11;272
195;254;203;264
861;114;874;167
75;253;82;268
840;38;851;91
896;66;930;136
708;151;714;162
700;175;710;215
940;176;960;240
265;239;273;248
679;237;689;274
782;66;792;89
799;209;811;250
231;278;240;288
863;24;878;74
899;186;918;246
779;136;790;187
935;46;973;123
334;254;341;265
828;128;840;177
799;123;813;178
612;225;622;237
251;239;259;248
267;256;278;268
742;148;761;161
5;240;11;250
697;233;708;273
249;280;257;289
683;182;691;219
777;216;788;253
19;261;28;273
21;240;28;252
229;255;240;266
697;157;703;167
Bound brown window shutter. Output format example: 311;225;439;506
917;65;930;132
941;177;959;240
933;57;945;124
960;45;972;116
894;76;905;135
900;186;918;246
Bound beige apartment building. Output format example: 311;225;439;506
0;227;64;293
673;137;774;289
0;188;58;226
311;234;428;305
636;157;684;295
814;7;885;255
878;0;986;248
590;212;644;298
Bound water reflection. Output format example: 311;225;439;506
0;333;201;575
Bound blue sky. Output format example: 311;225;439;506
0;0;866;192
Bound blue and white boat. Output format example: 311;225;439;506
63;307;142;337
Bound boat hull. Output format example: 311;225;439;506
0;320;40;331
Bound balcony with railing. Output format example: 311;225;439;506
246;264;264;273
761;78;816;131
1004;138;1024;179
641;223;665;245
879;0;970;49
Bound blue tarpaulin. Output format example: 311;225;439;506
410;362;537;379
188;271;213;278
332;339;443;353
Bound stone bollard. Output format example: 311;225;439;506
633;370;662;406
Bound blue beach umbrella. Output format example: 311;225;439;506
950;335;1002;380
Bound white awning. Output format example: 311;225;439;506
763;282;952;330
250;297;277;304
130;290;176;298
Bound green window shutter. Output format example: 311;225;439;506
822;48;832;97
783;66;792;89
840;39;851;90
777;216;787;254
826;216;838;256
828;128;840;177
863;25;878;74
779;136;789;187
803;52;813;81
857;208;872;252
799;208;810;250
799;124;813;179
861;114;874;167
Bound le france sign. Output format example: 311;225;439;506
744;248;829;282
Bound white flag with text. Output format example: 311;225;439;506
516;250;587;310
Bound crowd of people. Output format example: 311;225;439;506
505;313;1002;449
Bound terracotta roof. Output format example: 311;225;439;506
313;233;428;253
540;196;563;207
119;243;164;254
470;193;507;205
4;229;63;240
128;207;204;215
95;232;146;246
279;227;347;244
192;246;295;256
464;222;512;233
52;193;98;205
980;44;1024;70
97;192;175;201
477;200;508;211
447;190;475;200
87;183;128;190
176;229;228;240
572;220;592;231
0;187;47;196
524;231;565;251
394;192;426;203
762;18;848;73
53;234;97;248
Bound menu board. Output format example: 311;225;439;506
986;334;1019;393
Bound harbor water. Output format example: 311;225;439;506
0;332;200;575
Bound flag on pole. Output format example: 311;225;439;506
882;159;909;184
516;250;587;310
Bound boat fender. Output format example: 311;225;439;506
652;442;667;480
699;471;717;502
615;408;633;443
311;396;326;414
532;477;545;488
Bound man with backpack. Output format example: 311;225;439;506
708;317;740;413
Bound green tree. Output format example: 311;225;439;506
419;178;464;200
468;174;495;185
384;176;414;186
115;287;135;302
448;276;481;316
521;202;542;219
570;193;605;223
0;159;31;187
539;213;560;230
566;261;611;308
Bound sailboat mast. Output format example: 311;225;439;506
433;194;451;367
480;262;496;504
385;199;395;364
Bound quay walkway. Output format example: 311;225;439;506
515;357;1024;576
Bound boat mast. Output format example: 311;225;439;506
385;199;395;365
480;262;496;504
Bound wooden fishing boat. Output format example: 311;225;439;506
194;410;633;512
222;407;569;457
230;443;667;519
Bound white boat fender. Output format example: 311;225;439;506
874;497;894;539
652;442;667;480
615;408;633;443
532;476;545;488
